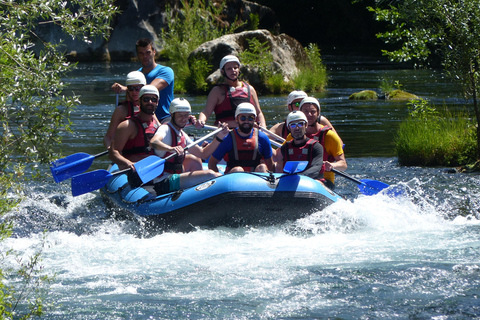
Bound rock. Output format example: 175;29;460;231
348;89;420;101
31;0;280;62
348;90;379;100
189;29;308;92
386;90;419;100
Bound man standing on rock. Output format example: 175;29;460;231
196;55;266;129
111;38;174;124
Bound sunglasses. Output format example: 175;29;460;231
291;101;301;108
127;86;142;92
239;115;255;122
142;96;158;103
289;122;305;129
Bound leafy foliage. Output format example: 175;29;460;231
292;43;328;92
369;0;480;159
395;102;476;166
161;0;240;93
0;0;119;317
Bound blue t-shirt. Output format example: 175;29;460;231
212;128;273;161
139;64;174;121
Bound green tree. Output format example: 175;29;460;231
369;0;480;159
0;0;119;317
161;0;240;93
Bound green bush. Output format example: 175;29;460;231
161;0;240;93
395;100;477;166
292;43;328;92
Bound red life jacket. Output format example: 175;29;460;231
307;126;336;162
162;123;186;174
122;116;160;160
225;128;262;172
284;138;325;174
214;82;255;124
119;100;140;118
281;120;290;139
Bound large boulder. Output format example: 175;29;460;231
31;0;280;61
190;29;307;92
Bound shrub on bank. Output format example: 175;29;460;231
395;99;477;166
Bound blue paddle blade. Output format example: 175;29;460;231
283;161;309;174
134;155;166;183
358;179;390;195
71;169;114;197
50;153;95;183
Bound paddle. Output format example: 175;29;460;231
50;150;109;183
331;168;389;195
71;127;224;196
260;128;390;196
258;126;286;143
283;161;308;174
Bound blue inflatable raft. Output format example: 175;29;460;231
100;164;342;232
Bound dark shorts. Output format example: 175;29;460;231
153;174;180;195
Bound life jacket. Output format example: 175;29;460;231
281;120;290;139
162;123;186;174
119;100;140;118
214;82;255;124
122;116;160;160
284;138;325;174
307;126;336;163
225;128;262;172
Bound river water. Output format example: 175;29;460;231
5;61;480;319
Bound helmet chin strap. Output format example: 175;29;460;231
222;69;238;82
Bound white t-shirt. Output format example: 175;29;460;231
153;123;194;157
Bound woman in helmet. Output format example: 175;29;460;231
150;98;230;195
104;71;154;149
275;111;325;181
197;55;266;129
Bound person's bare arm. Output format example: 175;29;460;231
208;155;220;172
109;121;136;170
103;105;128;149
111;83;126;94
150;78;168;91
250;85;266;128
198;86;222;128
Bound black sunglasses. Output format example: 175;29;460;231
239;115;255;122
142;96;158;103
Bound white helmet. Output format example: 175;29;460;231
219;55;241;70
125;71;146;86
235;102;257;118
286;111;308;127
299;97;321;113
139;85;159;98
287;90;308;106
169;97;191;114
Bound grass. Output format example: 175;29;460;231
291;43;328;92
395;101;477;166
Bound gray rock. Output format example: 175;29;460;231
190;29;307;91
31;0;280;62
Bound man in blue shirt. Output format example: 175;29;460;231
208;103;274;173
111;38;174;123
